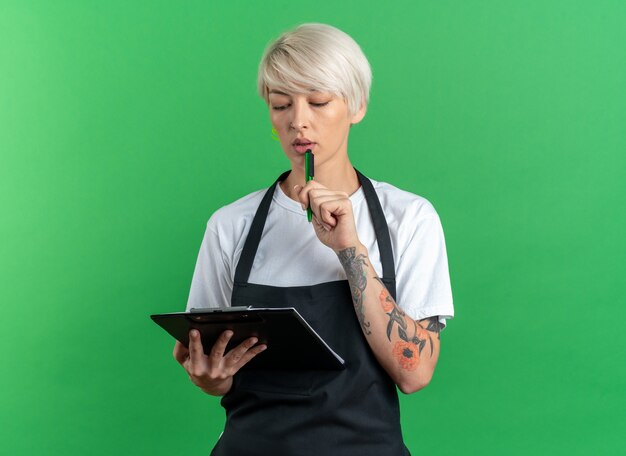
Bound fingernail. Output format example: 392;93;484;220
301;203;306;210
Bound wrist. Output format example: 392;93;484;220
334;242;368;257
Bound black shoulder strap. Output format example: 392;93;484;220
233;170;291;286
355;169;397;300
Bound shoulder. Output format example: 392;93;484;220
206;188;267;236
366;178;446;260
369;178;440;223
368;179;453;325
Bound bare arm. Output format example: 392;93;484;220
337;245;441;393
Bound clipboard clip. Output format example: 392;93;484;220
189;306;252;313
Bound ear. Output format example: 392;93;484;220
350;102;367;125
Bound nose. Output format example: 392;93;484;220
289;99;309;131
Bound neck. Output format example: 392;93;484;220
280;155;360;201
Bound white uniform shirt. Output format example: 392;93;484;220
187;178;454;327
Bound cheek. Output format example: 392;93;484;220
324;116;350;142
324;107;350;130
271;117;290;135
269;108;282;124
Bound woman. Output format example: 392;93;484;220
174;23;454;455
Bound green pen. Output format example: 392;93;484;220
305;149;314;222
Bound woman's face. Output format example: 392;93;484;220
268;88;365;169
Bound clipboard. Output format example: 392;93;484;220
150;307;345;370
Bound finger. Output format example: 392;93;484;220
311;209;334;232
188;329;206;364
307;188;346;201
231;344;268;371
294;184;309;211
302;179;327;190
319;198;350;226
209;330;234;362
225;336;259;365
312;215;328;232
310;195;347;219
310;196;351;230
311;213;334;233
173;340;189;365
294;182;333;210
306;188;348;202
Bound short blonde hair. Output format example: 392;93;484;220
257;23;372;116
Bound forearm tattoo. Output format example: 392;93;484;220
422;316;442;341
337;247;371;335
375;277;441;371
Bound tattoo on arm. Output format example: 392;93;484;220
375;277;407;340
337;247;371;335
421;316;442;340
336;249;443;372
375;277;441;370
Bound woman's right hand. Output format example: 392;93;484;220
173;329;267;396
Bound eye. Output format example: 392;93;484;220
272;104;290;111
310;101;329;108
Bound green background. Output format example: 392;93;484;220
1;1;624;454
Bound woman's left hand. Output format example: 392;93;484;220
294;181;361;252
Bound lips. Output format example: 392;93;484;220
292;138;316;154
292;138;314;146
